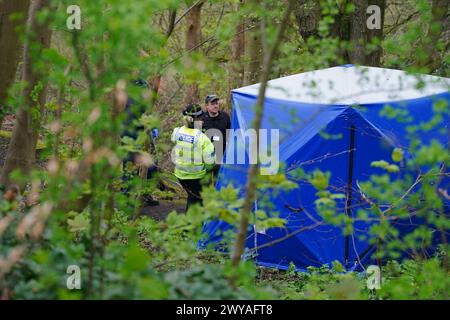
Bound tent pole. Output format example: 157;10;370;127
345;124;356;265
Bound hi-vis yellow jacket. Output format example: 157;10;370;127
171;126;215;180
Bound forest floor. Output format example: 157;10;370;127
141;199;185;220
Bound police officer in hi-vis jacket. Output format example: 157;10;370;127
171;103;215;211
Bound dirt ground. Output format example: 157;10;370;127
141;199;186;221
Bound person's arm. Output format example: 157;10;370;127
171;128;178;143
201;134;216;171
225;112;231;130
223;112;231;151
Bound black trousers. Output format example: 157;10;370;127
178;178;202;211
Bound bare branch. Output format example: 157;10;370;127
247;222;324;253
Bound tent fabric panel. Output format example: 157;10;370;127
201;66;450;271
233;66;450;105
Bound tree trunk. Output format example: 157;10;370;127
184;1;204;105
349;0;368;65
365;0;386;67
294;0;386;66
0;0;53;188
349;0;386;66
293;0;350;65
227;0;245;109
0;0;30;108
293;0;321;40
149;9;176;99
243;20;261;85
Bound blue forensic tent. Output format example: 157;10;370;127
201;65;450;271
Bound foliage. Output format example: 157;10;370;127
259;257;449;300
0;0;448;301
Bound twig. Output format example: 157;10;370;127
173;0;204;30
247;222;324;252
163;24;257;68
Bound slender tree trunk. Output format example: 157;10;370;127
293;0;350;65
294;0;385;66
227;0;245;108
366;0;386;66
243;17;262;85
150;9;177;98
0;0;53;188
231;0;296;267
0;0;30;108
349;0;368;65
349;0;386;66
184;1;204;105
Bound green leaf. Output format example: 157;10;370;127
371;160;399;172
139;277;169;299
332;260;345;273
309;170;330;190
392;148;404;162
67;214;90;233
123;246;149;273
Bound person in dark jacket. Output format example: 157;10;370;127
120;78;159;206
200;94;231;178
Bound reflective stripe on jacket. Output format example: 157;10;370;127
171;126;215;180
